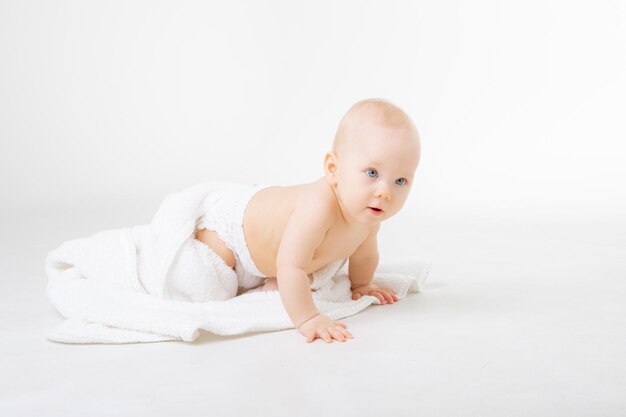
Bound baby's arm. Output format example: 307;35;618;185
276;196;353;343
349;224;398;304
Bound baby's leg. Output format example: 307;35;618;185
262;277;278;291
195;229;236;270
262;274;314;291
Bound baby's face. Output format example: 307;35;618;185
328;121;420;227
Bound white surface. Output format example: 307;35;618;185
1;210;625;416
2;1;625;415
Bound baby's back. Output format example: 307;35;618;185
244;177;371;278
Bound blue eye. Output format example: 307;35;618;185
366;169;378;178
396;178;407;185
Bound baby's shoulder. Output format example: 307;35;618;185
298;179;337;210
287;179;337;222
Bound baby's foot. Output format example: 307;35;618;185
262;277;278;291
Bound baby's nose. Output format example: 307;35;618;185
375;183;391;200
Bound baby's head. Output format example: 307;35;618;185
324;98;421;226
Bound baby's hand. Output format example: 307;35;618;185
297;314;354;343
351;283;398;304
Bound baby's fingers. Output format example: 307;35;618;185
382;289;398;303
340;327;354;339
329;326;354;342
373;289;397;304
319;329;333;343
371;291;387;304
328;327;346;342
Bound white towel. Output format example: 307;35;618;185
45;183;430;344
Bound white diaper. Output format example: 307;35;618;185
196;183;276;287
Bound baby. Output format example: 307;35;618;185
195;98;421;343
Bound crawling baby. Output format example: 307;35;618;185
194;98;421;343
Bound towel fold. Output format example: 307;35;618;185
45;183;429;344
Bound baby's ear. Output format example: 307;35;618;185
323;152;338;185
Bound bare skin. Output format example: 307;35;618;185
196;98;421;343
195;179;373;288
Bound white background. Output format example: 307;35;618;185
2;2;625;416
2;0;624;221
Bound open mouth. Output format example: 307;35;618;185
368;207;383;215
